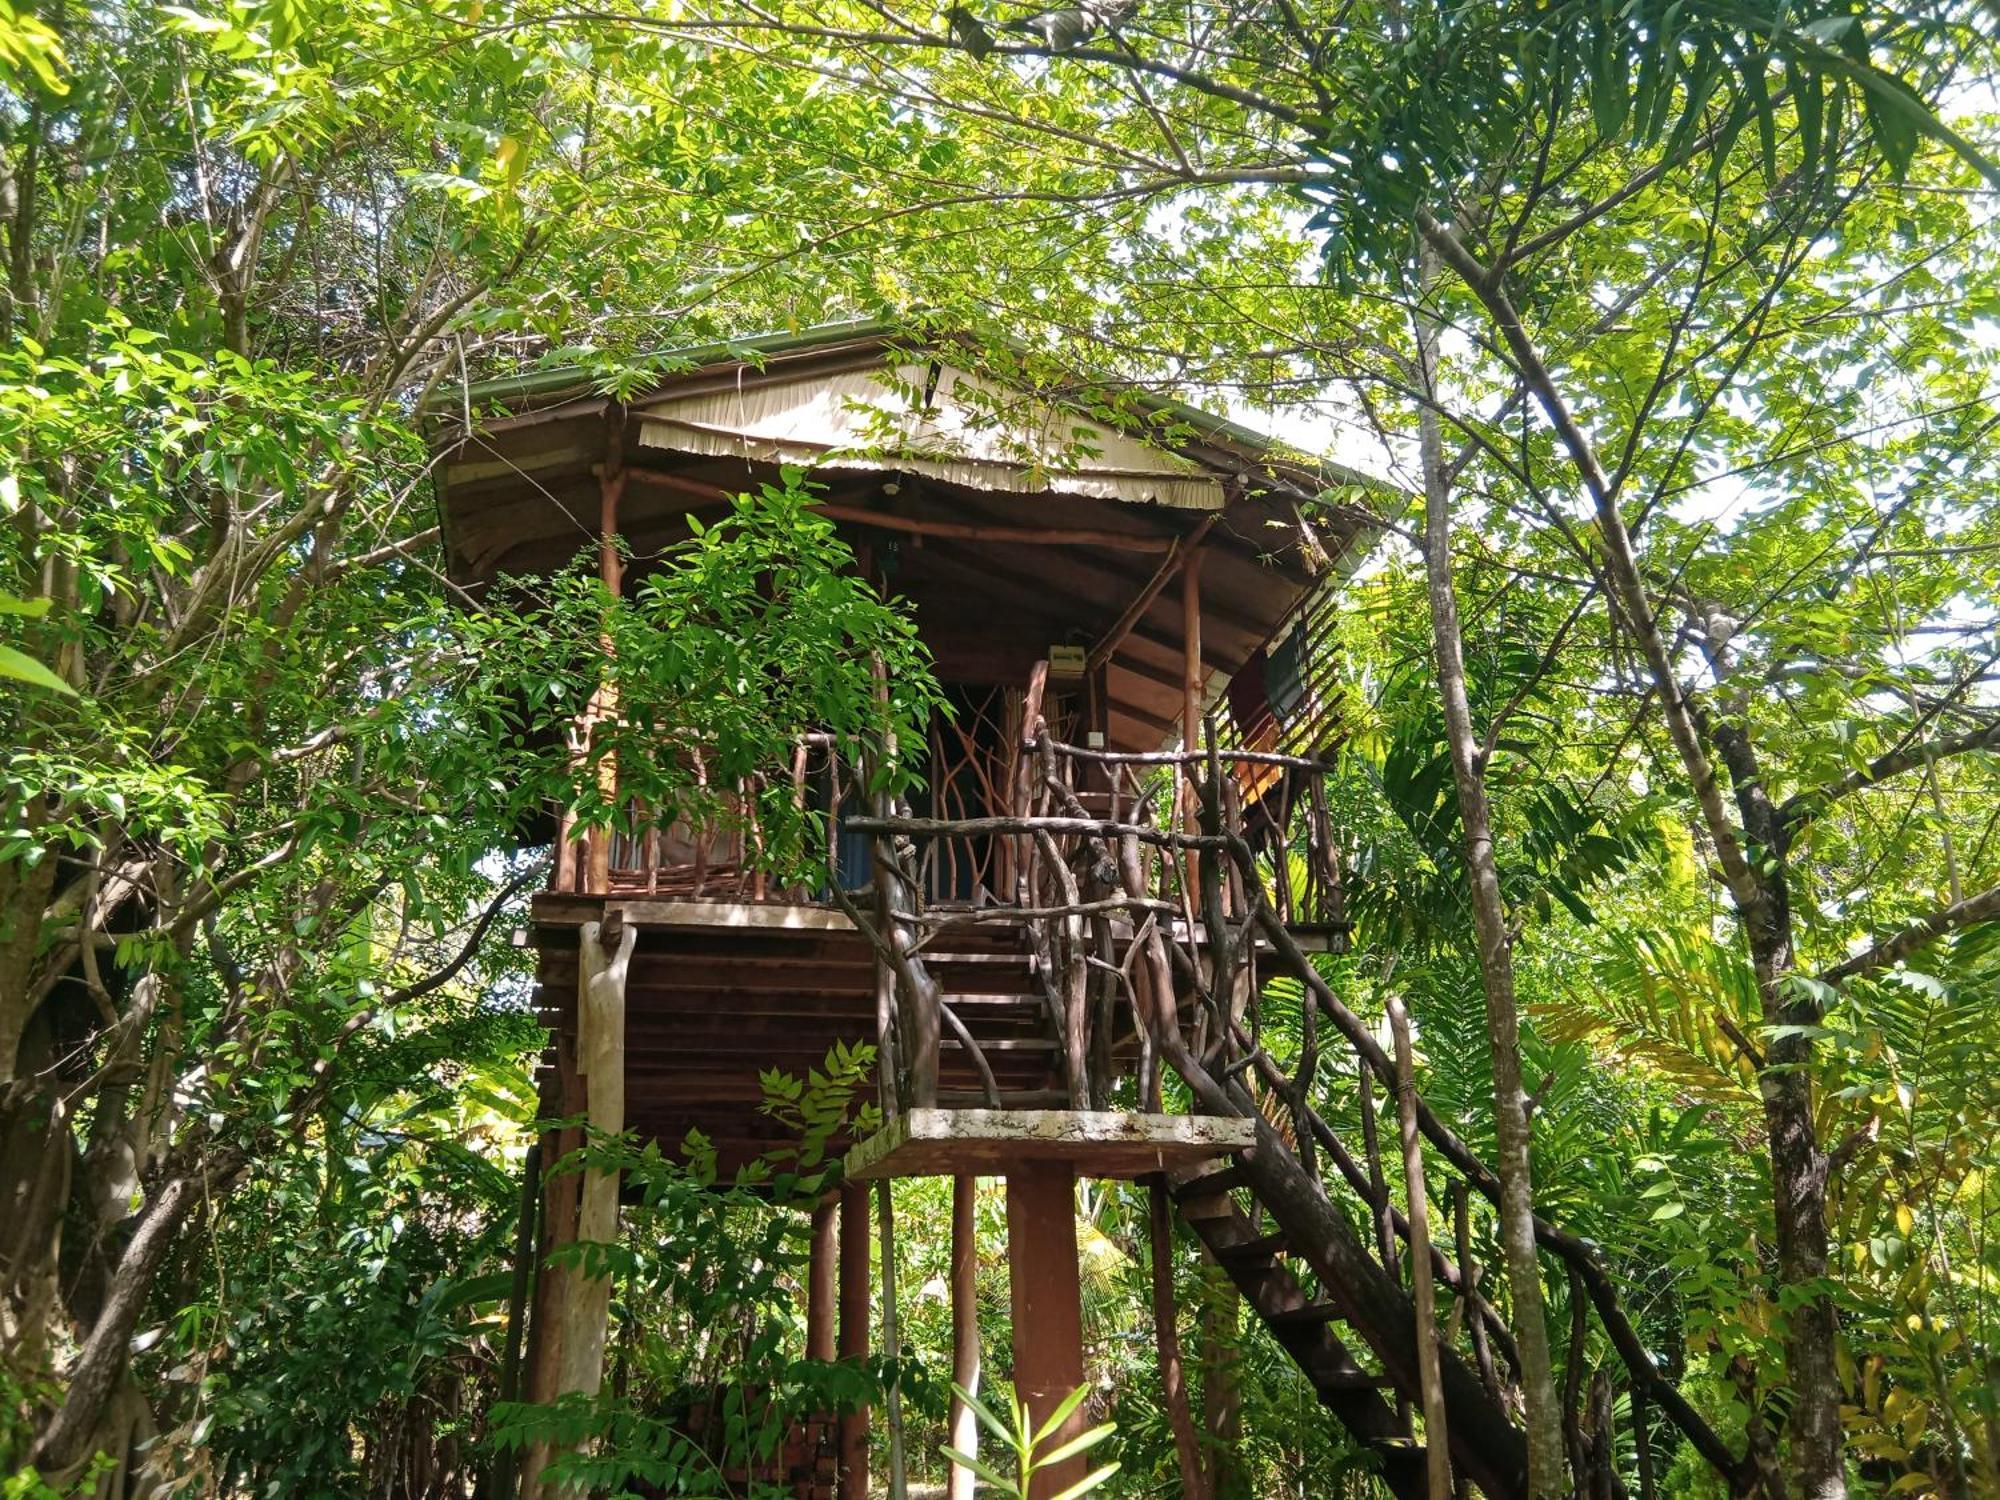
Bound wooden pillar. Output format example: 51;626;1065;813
1179;548;1205;895
521;916;633;1498
586;439;626;894
519;1029;582;1497
808;1196;838;1364
1006;1164;1087;1500
1181;547;1204;751
837;1182;871;1500
947;1176;981;1500
561;917;634;1391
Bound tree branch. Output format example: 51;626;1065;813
1820;882;2000;986
1780;716;2000;833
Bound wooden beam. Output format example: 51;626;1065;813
616;472;1179;553
445;441;596;487
1182;548;1204;752
817;502;1175;552
845;1109;1254;1179
609;462;738;505
1089;514;1220;673
1108;650;1190;693
600;900;857;932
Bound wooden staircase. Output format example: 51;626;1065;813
924;916;1073;1109
1161;1114;1531;1500
842;734;1751;1500
1172;1165;1430;1500
919;920;1534;1495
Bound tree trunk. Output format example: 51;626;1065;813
1389;994;1452;1500
1413;256;1567;1499
1417;211;1845;1498
34;1168;204;1470
556;916;633;1400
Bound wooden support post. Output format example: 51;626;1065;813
1086;512;1219;676
1389;994;1452;1500
585;440;626;895
521;917;633;1498
1006;1164;1087;1500
1148;1179;1207;1500
878;1181;909;1500
837;1182;871;1500
1181;547;1204;752
947;1176;981;1500
1179;549;1205;894
808;1196;838;1364
560;916;635;1395
519;1031;583;1496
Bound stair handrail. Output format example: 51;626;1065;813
849;743;1755;1497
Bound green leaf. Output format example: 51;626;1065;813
940;1448;1013;1491
1035;1421;1116;1471
0;642;74;696
1032;1384;1093;1447
1048;1461;1121;1500
952;1382;1015;1451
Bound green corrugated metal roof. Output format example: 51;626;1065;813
427;318;1391;498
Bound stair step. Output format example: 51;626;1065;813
939;991;1045;1006
936;1088;1070;1109
1265;1302;1343;1331
1212;1233;1289;1267
941;1037;1056;1052
925;951;1036;966
1174;1165;1252;1201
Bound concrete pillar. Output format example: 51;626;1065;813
837;1182;871;1500
807;1196;837;1364
1006;1164;1088;1500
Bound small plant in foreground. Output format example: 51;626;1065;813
942;1381;1118;1500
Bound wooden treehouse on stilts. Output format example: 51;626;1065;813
435;324;1754;1500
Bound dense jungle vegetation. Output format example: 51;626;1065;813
2;1;1998;1497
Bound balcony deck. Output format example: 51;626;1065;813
530;678;1348;1181
531;893;1125;1175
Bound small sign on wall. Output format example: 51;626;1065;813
1049;644;1087;676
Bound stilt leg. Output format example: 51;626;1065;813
947;1176;980;1500
808;1196;837;1364
837;1182;870;1500
1006;1164;1087;1500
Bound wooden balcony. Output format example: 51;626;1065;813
529;662;1348;1179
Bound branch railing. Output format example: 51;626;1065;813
842;729;1753;1500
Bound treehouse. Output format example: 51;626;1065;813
435;324;1560;1500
